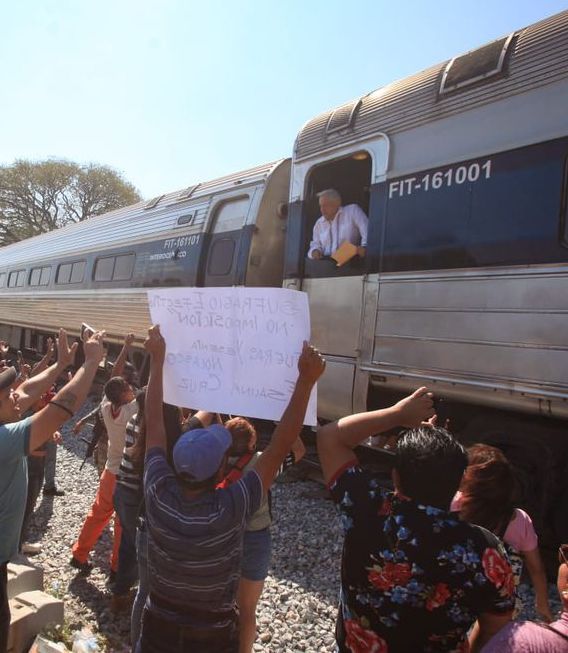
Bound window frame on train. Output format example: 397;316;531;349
29;265;51;287
56;260;86;285
93;253;136;282
8;269;26;288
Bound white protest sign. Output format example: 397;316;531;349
147;287;317;425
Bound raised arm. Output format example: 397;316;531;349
111;333;135;379
143;325;166;452
17;329;78;412
31;338;55;377
253;342;325;492
317;387;434;484
28;331;105;452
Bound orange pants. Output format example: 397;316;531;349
72;469;122;572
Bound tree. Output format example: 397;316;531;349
0;159;142;246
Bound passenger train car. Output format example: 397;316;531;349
1;10;567;541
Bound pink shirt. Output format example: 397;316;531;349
481;612;568;652
451;492;538;552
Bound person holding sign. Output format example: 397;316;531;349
308;189;368;261
138;325;325;653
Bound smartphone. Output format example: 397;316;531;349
81;323;96;340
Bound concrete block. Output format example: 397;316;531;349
7;591;64;653
7;563;43;600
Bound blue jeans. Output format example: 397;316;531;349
113;484;142;595
131;522;149;651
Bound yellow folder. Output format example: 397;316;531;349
331;241;358;266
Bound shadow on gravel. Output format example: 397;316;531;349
30;494;55;540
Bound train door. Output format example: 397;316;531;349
284;150;374;419
199;194;255;287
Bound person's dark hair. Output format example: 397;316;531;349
395;427;467;509
458;444;517;536
225;417;257;456
104;377;130;404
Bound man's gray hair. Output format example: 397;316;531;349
317;188;342;203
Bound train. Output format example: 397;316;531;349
1;10;567;547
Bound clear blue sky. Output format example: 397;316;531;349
1;0;566;199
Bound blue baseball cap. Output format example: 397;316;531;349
173;424;232;482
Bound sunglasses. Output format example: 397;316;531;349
559;545;568;566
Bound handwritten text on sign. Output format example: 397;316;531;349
147;287;317;425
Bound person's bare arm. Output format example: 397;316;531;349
317;388;434;485
144;326;166;452
110;333;135;379
17;330;78;412
31;338;55;377
291;436;306;463
469;611;512;652
28;332;105;453
524;547;553;622
253;343;325;493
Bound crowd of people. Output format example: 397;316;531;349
0;325;566;653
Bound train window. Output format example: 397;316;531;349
8;270;26;288
440;34;514;95
40;267;51;285
113;254;135;281
0;273;4;288
177;213;195;226
70;261;85;283
57;261;85;284
210;196;250;234
29;266;51;286
208;239;235;276
57;264;72;284
94;257;115;282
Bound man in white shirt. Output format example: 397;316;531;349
70;334;136;576
308;189;369;260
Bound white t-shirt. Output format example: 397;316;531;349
100;399;137;475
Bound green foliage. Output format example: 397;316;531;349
0;159;141;246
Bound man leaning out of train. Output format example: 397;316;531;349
317;391;516;653
0;327;105;653
137;327;325;653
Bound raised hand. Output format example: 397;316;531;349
83;331;105;366
124;333;136;347
144;325;166;360
45;337;55;362
394;387;435;428
297;341;326;385
56;329;79;369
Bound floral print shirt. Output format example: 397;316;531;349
329;464;515;653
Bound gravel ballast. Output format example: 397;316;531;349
21;402;563;652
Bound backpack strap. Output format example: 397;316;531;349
217;452;254;489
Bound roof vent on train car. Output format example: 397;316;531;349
325;98;362;135
177;184;201;201
439;33;515;96
144;195;165;209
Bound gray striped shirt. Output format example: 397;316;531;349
144;447;262;622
